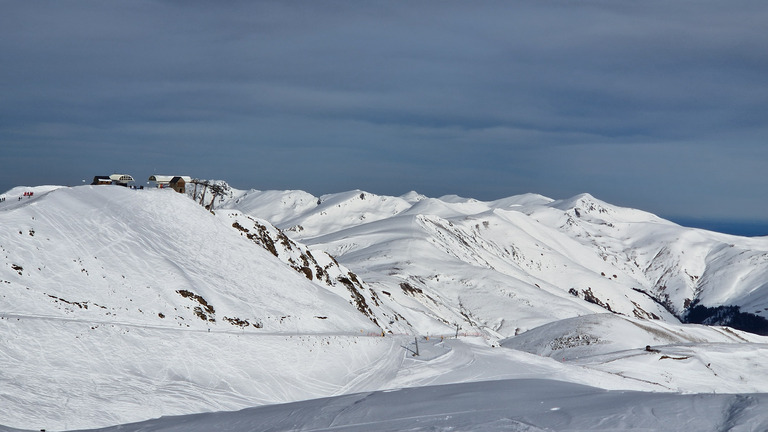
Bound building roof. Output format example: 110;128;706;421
109;174;134;182
148;175;192;183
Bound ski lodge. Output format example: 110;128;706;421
91;176;111;185
91;174;135;187
148;175;192;193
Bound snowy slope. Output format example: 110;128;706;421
0;186;651;430
12;379;767;432
503;313;768;393
0;186;398;429
528;193;768;320
223;189;319;226
4;184;768;430
215;209;410;333
224;188;768;335
0;186;379;333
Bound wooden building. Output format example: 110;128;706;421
148;175;192;189
169;176;186;193
91;176;112;185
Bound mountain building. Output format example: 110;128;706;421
109;174;135;187
169;176;186;193
91;175;112;185
148;175;192;189
91;174;134;186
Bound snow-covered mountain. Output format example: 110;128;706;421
0;186;383;334
222;188;768;336
2;184;768;431
0;186;398;429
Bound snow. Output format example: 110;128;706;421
18;379;768;432
0;186;376;333
503;313;768;393
3;185;768;430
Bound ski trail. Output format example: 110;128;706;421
333;336;404;395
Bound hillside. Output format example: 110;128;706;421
222;188;768;336
2;184;768;430
0;186;397;429
0;186;383;334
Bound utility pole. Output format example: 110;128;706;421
414;337;419;356
199;182;208;206
455;323;460;339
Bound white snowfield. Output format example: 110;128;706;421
12;379;763;432
1;185;768;431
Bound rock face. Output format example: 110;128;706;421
224;211;408;332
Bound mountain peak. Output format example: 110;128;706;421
551;193;607;213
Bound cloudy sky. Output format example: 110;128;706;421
2;1;767;223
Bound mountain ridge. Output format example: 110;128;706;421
220;186;768;333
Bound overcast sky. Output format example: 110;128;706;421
2;1;767;222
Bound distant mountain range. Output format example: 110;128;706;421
220;186;768;336
667;217;768;237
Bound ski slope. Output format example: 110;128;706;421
6;379;767;432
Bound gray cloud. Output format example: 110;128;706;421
2;1;768;222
